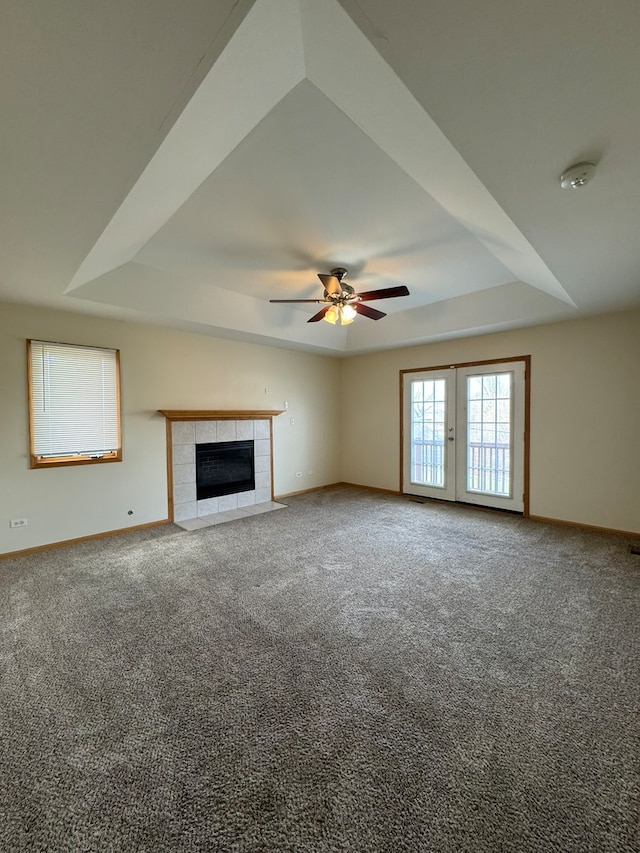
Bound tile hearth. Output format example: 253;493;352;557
175;500;286;531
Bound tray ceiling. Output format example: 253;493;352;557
3;0;640;353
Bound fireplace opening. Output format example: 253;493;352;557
195;440;255;500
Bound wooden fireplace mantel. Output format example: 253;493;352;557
158;410;285;421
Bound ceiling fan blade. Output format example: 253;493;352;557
318;273;343;296
354;285;410;301
269;299;326;303
355;303;386;321
307;305;333;323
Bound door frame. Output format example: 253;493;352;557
399;355;531;516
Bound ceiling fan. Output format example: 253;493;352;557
269;267;410;325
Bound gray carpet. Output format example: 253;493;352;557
1;485;638;852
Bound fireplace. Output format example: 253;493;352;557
196;440;255;500
158;410;283;523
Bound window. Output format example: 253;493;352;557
27;339;122;468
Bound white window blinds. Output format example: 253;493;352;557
29;340;120;460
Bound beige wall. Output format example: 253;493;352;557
2;302;638;554
0;303;341;554
340;308;640;535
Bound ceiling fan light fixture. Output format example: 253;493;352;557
323;304;356;325
340;304;357;325
324;304;340;324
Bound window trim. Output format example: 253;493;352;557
27;339;123;469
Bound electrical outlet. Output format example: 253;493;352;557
283;401;289;410
264;388;272;394
10;518;28;528
289;417;295;426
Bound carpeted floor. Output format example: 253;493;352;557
1;485;638;852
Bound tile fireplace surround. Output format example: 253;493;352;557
158;410;284;526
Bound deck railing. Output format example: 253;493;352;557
412;440;510;495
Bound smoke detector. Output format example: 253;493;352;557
560;161;597;189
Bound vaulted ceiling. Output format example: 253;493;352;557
3;0;640;354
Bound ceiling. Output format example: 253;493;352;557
3;0;640;355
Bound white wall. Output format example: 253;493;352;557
340;308;640;535
0;303;341;554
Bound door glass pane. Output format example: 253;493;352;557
466;372;512;496
411;378;446;487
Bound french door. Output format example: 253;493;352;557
402;360;526;512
